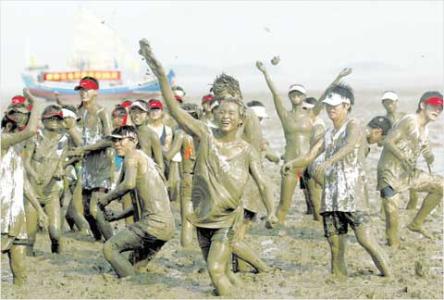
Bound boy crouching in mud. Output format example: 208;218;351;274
283;84;391;279
97;126;175;278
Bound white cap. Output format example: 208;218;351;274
62;108;78;119
130;101;149;112
250;106;269;119
288;84;306;95
381;91;398;101
302;101;315;109
322;93;351;106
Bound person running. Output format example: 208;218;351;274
98;126;175;278
283;84;391;279
377;91;443;245
139;39;277;296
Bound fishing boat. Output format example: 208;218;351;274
21;8;175;102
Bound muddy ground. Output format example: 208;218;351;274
1;91;443;299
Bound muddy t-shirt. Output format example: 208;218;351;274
321;118;369;213
188;128;252;229
377;114;430;192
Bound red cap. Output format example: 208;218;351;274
11;95;26;105
74;78;99;91
42;111;64;119
424;96;443;107
201;94;214;104
175;95;183;103
120;100;132;108
148;99;163;110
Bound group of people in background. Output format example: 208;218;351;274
1;38;442;296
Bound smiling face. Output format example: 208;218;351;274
130;107;148;126
423;104;443;122
382;99;397;114
289;91;306;106
214;101;243;133
79;89;97;103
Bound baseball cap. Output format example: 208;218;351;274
424;96;443;107
202;94;214;104
288;84;306;95
74;78;99;90
120;100;133;108
148;99;163;110
368;116;392;135
381;91;398;101
322;92;351;106
130;100;149;112
247;100;269;119
109;125;138;140
62;108;78;119
172;86;186;97
42;105;64;119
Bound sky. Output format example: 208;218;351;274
1;0;443;97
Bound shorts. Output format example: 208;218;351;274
196;227;233;250
321;211;369;237
243;209;257;221
1;234;28;252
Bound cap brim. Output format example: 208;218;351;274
9;107;29;113
130;102;148;112
109;134;124;139
322;98;343;106
74;86;83;91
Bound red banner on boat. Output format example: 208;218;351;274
42;71;121;81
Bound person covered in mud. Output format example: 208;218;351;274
97;126;175;278
379;91;419;210
246;100;280;164
1;90;47;285
377;92;443;245
23;104;79;254
129;99;164;173
163;103;200;248
139;39;277;295
283;84;391;278
256;61;352;224
70;76;114;241
297;96;326;221
366;116;392;148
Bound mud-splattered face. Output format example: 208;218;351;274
367;127;384;145
424;104;443;122
130;107;148;126
289;91;306;106
112;137;137;156
382;99;397;114
7;111;29;127
79;89;97;102
326;103;349;122
214;101;242;133
43;116;63;131
149;108;163;121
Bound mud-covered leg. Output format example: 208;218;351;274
353;225;391;277
24;201;38;256
103;228;139;278
408;187;443;239
9;245;27;285
327;234;347;278
276;171;299;224
46;193;62;254
405;189;419;210
84;190;103;240
90;190;113;241
68;180;91;235
180;173;194;248
382;194;400;248
308;178;321;221
207;239;235;296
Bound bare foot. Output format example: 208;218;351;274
407;224;434;239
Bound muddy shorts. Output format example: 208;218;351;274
321;211;369;237
243;209;257;221
109;226;166;259
1;234;28;252
196;227;234;250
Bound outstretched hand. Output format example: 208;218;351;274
138;39;163;77
338;67;352;78
256;61;267;73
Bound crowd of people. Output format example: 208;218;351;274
1;38;442;296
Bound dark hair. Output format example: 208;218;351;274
417;91;443;113
81;76;99;89
304;97;318;105
1;115;17;131
330;83;354;112
367;116;392;136
246;100;264;107
111;125;138;139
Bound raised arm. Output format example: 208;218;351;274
1;89;41;149
319;68;352;102
138;39;206;138
256;61;287;123
98;157;137;207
